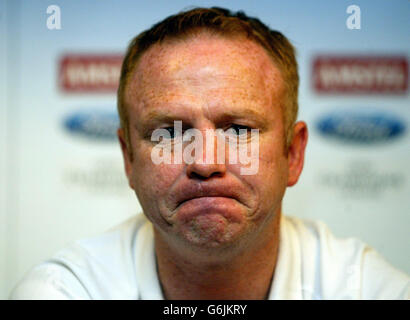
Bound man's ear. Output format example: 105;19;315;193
117;128;135;190
287;121;308;187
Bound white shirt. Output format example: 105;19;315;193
9;214;410;300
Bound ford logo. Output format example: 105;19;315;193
316;111;406;144
63;110;119;141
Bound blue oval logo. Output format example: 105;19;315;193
63;110;119;141
316;111;406;144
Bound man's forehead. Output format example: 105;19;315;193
136;34;279;80
124;33;284;112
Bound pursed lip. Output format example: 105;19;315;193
178;195;237;207
175;196;243;223
171;182;246;212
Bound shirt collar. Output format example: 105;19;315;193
268;215;303;299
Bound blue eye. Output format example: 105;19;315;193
162;126;184;139
228;124;250;135
164;127;176;138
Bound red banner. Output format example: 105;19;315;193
313;56;408;94
59;54;124;93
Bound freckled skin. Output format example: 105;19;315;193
123;34;287;245
118;33;308;299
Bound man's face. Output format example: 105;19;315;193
119;34;305;251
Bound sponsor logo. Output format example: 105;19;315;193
319;161;405;198
59;54;123;92
316;111;406;144
313;56;408;94
63;159;129;194
63;110;119;141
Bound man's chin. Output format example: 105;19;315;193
176;213;246;249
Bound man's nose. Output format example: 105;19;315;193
187;161;226;179
186;130;227;180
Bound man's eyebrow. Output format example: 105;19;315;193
141;107;267;124
142;110;177;123
215;107;266;121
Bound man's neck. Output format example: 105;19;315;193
154;214;281;300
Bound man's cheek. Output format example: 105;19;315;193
136;162;179;193
133;142;155;165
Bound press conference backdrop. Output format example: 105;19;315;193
1;0;409;299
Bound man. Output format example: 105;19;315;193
11;7;409;299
